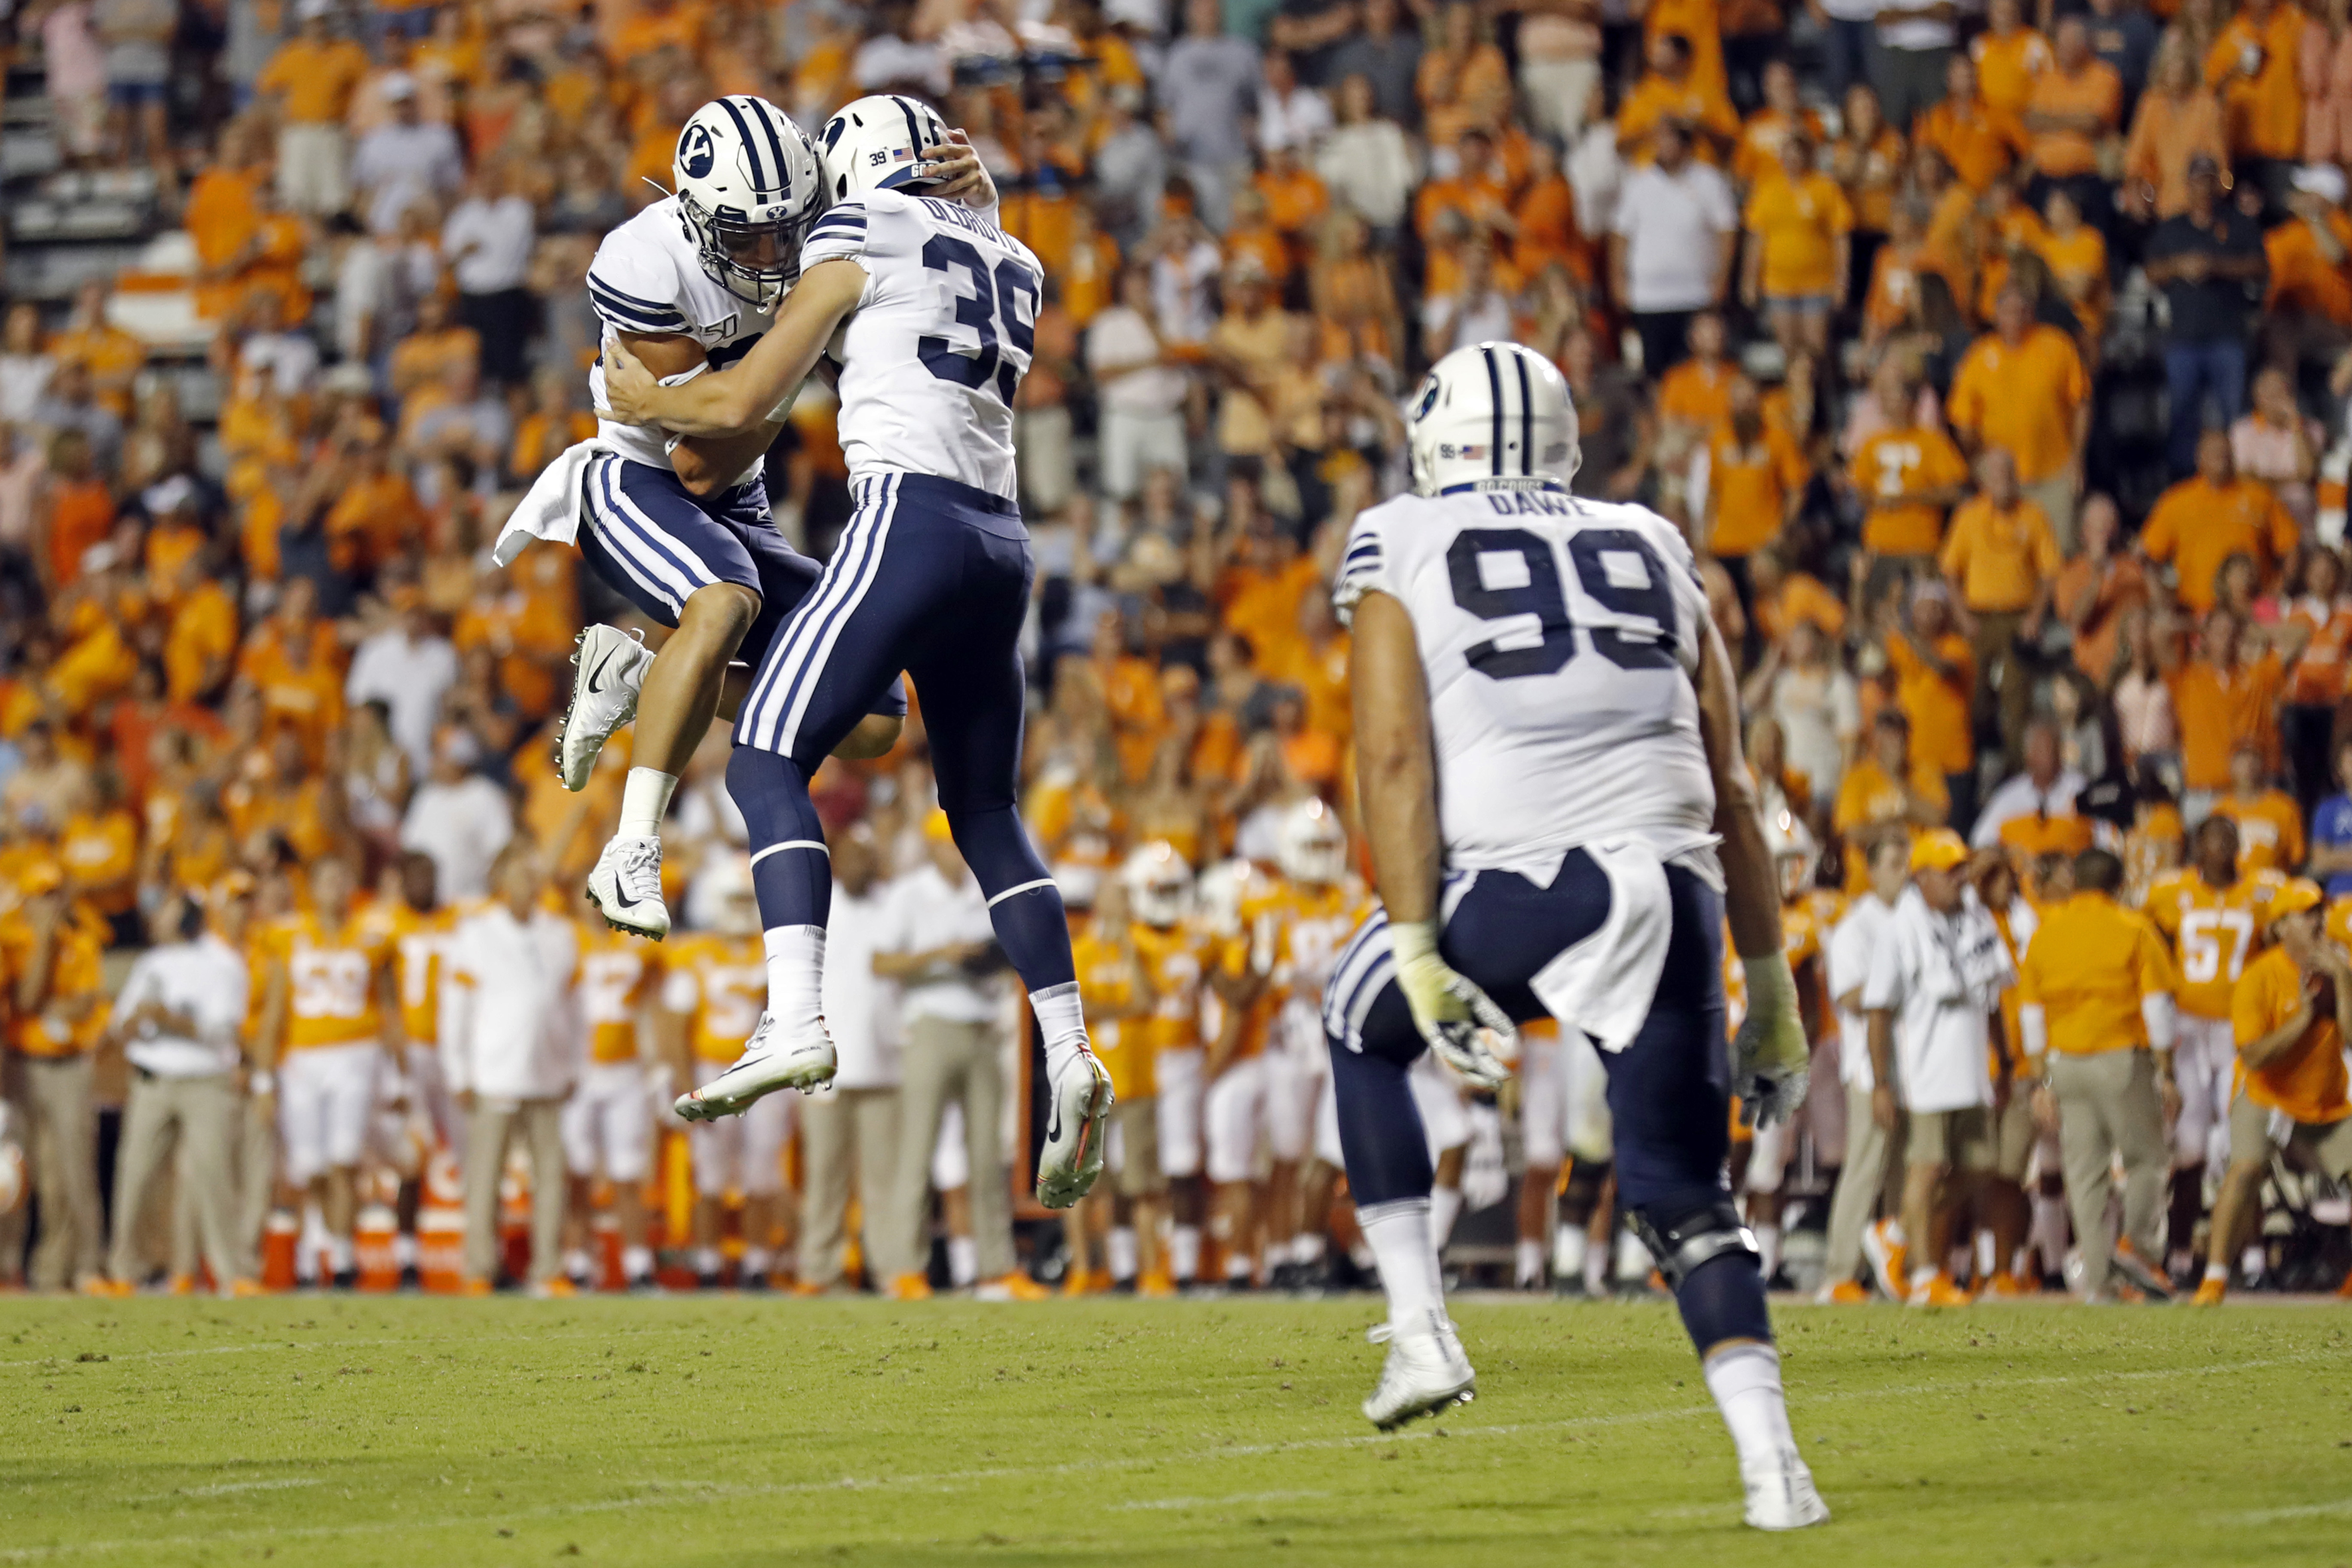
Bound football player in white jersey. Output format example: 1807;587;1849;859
596;94;1113;1212
549;95;995;942
1321;341;1825;1530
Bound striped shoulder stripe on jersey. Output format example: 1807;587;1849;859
714;95;770;192
1480;345;1504;477
809;209;867;234
588;290;686;333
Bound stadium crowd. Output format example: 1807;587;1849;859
0;0;2349;1305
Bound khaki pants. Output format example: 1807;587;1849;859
2048;1047;2167;1294
1823;1079;1905;1283
2022;472;2079;557
232;1092;276;1280
1969;609;2031;773
886;1018;1013;1284
110;1071;241;1288
462;1098;566;1285
798;1086;901;1287
22;1053;102;1289
275;122;349;216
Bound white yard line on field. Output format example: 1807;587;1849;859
0;1351;2329;1560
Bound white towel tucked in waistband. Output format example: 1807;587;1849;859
494;438;611;566
1525;839;1675;1054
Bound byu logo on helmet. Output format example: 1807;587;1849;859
680;123;717;180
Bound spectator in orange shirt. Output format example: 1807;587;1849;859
1418;0;1513;151
1733;58;1828;189
1616;31;1740;162
1740;129;1853;358
2206;0;2308;202
1971;0;2055;123
510;368;599;480
1703;374;1809;579
2276;545;2352;806
1942;449;2064;769
1832;709;1951;881
2053;494;2151;686
2169;607;2285;805
256;0;370;217
2265;163;2352;367
2024;18;2125;217
2124;37;2232;221
2139;429;2302;612
1848;355;1971;570
46;280;145;422
36;429;114;596
2214;740;2308;872
1883;582;1980;827
1654;309;1737;471
1915;53;2026;193
1948;282;2092;551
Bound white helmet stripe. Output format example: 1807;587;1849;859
1481;345;1504;476
714;95;769;192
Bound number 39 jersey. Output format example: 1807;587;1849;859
1334;484;1716;872
799;191;1042;502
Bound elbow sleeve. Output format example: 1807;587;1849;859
2018;1004;2047;1062
2141;993;2176;1052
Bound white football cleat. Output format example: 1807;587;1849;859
1741;1449;1830;1531
674;1012;836;1122
586;834;670;941
558;625;652;791
1362;1309;1475;1430
1033;1044;1113;1209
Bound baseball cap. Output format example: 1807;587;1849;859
1909;829;1970;873
2269;878;2324;921
2293;163;2348;205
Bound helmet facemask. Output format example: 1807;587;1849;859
679;193;814;312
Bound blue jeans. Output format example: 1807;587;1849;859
1823;17;1877;101
2165;337;2247;476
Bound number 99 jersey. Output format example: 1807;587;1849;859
1333;486;1718;872
799;190;1042;502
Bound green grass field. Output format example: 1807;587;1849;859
2;1296;2349;1567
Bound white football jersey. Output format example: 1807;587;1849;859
1334;484;1717;872
798;190;1042;501
585;196;777;478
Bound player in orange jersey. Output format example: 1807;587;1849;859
2146;815;2285;1280
2201;880;2352;1302
255;854;401;1288
1063;876;1162;1295
375;851;456;1285
1124;841;1211;1288
660;855;788;1287
565;887;665;1291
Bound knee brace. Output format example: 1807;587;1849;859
1630;1196;1759;1292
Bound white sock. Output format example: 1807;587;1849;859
1030;983;1090;1060
563;1248;592;1281
619;767;679;840
1703;1342;1799;1472
1515;1238;1545;1287
1755;1223;1782;1281
2204;1260;2228;1283
1614;1225;1650;1282
693;1246;723;1277
1583;1240;1609;1294
2031;1197;2068;1277
1170;1225;1201;1282
741;1246;773;1279
1225;1250;1254;1283
1291;1232;1326;1266
1553;1224;1587;1280
1107;1227;1137;1281
325;1234;354;1275
2240;1243;2266;1281
622;1245;653;1281
947;1235;978;1287
392;1232;418;1269
1360;1197;1444;1330
1909;1263;1938;1291
762;925;827;1031
1430;1185;1464;1246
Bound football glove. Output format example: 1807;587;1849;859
1034;1042;1114;1210
1388;920;1515;1090
1732;949;1810;1129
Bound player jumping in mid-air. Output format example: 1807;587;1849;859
524;94;995;941
596;94;1113;1210
1323;340;1827;1529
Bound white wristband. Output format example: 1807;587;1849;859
248;1071;275;1095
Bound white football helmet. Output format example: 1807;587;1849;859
1276;797;1349;887
1122;841;1194;929
819;94;952;203
1406;341;1580;496
1194;857;1259;939
673;95;827;310
1764;810;1818;903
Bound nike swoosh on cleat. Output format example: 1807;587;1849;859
1046;1094;1064;1145
585;645;619;695
612;882;641;909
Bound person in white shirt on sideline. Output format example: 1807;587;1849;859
796;821;904;1292
873;810;1047;1301
443;839;582;1296
344;596;458;775
400;726;514;903
97;891;258;1297
1817;835;1912;1301
1862;829;2017;1307
1967;721;2087;850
